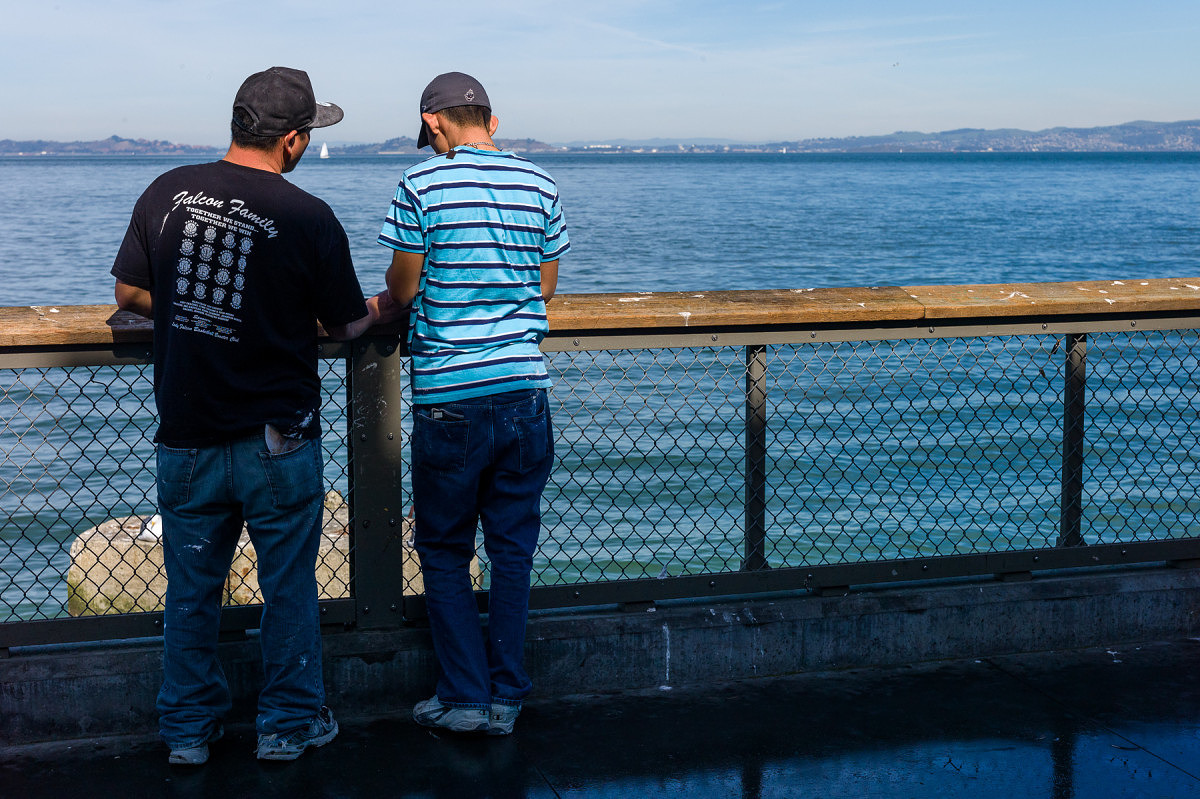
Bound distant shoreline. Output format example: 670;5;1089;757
4;119;1200;156
6;149;1200;158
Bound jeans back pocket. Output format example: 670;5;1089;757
414;409;469;473
515;403;553;473
156;444;198;511
258;438;323;511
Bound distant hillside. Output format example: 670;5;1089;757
6;120;1200;156
0;135;221;156
766;120;1200;153
0;133;559;157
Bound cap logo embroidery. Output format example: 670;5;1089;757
464;89;475;102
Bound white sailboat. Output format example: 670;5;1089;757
319;142;330;159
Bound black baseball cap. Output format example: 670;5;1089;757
416;72;491;148
232;67;343;137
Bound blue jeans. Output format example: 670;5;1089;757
412;388;554;709
155;434;326;749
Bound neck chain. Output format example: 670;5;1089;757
460;140;497;150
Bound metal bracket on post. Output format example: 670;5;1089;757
347;335;409;628
744;344;768;571
1058;333;1087;548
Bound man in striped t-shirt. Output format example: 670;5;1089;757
378;72;569;736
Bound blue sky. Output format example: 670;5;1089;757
3;1;1197;145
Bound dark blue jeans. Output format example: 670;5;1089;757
155;434;326;749
412;388;554;709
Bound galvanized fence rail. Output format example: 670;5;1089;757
2;280;1199;647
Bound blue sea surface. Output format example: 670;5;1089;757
1;152;1199;306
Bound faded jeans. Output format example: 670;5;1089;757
155;434;326;749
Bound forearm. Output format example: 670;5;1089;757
114;281;153;318
541;260;559;303
325;300;379;341
324;290;406;341
385;249;424;306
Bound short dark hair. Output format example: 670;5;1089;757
437;104;491;129
230;107;289;151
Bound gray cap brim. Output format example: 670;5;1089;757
311;102;344;129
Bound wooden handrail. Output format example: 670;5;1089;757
2;278;1199;348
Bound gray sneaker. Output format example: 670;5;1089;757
488;703;521;736
413;695;489;733
168;724;223;766
256;706;338;761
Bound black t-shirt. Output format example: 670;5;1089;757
111;160;367;447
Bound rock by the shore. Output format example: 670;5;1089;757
65;491;446;617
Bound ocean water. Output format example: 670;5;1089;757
1;151;1199;306
3;152;1200;621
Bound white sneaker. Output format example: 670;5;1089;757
488;703;521;736
168;724;223;765
413;695;489;733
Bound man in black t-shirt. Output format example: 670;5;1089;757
112;67;398;765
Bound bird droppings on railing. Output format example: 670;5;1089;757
28;305;60;321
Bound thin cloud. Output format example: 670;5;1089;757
801;14;970;35
572;18;714;58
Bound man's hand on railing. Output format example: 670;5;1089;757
370;289;409;325
326;290;408;340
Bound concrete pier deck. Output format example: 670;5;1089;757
4;638;1198;798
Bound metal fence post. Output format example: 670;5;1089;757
1059;333;1087;548
744;344;769;570
346;335;409;627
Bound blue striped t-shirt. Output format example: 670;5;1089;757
378;148;569;404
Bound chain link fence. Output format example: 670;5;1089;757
536;329;1200;594
3;323;1200;638
0;360;354;623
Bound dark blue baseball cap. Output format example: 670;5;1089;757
417;72;491;148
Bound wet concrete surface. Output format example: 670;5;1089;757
3;639;1199;798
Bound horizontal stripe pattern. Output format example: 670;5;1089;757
377;148;569;403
